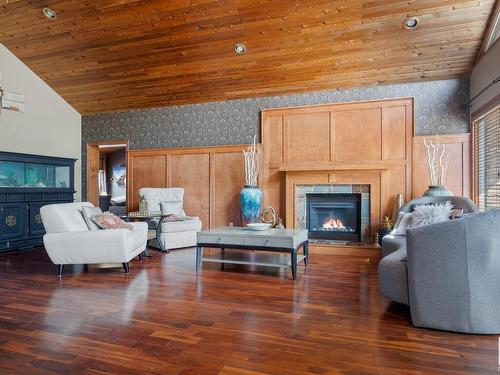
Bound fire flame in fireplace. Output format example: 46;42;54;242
322;218;346;230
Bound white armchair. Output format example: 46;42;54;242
139;188;202;251
40;202;148;276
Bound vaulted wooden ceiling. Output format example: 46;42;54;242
0;0;496;114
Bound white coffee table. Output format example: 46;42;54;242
196;227;309;280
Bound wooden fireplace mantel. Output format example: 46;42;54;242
260;98;471;243
277;162;404;172
260;97;415;239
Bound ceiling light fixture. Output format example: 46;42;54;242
42;7;57;20
403;17;419;30
234;43;246;54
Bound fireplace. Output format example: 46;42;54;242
306;193;362;242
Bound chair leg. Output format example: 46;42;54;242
138;252;144;261
57;265;64;277
122;262;130;273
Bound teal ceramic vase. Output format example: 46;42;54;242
240;185;262;225
423;185;453;197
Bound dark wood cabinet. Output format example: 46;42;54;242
0;152;76;251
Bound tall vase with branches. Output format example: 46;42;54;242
240;136;263;224
422;136;453;197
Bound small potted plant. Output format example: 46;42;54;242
378;216;393;246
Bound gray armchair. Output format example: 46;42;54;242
378;197;500;333
379;196;478;305
406;209;500;334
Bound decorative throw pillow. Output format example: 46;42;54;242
407;201;453;229
82;206;103;230
91;213;133;230
390;212;413;236
160;200;183;216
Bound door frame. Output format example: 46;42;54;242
86;141;129;207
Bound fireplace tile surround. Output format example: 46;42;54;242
295;184;370;244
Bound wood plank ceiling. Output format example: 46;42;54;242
0;0;496;114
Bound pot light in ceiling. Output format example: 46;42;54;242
234;43;246;54
42;7;57;20
403;17;419;30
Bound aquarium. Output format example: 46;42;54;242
0;161;25;187
0;160;71;188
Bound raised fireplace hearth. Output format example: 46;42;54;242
306;193;361;242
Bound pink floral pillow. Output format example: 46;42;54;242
91;213;133;230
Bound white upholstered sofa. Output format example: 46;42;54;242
40;202;148;276
138;188;202;251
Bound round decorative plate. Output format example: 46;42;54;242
245;223;272;231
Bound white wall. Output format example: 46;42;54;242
0;43;81;200
470;41;500;114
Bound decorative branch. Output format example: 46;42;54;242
423;138;436;185
423;136;449;186
243;135;261;186
440;150;450;186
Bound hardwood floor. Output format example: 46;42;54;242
0;248;497;374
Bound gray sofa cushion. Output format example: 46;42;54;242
378;196;478;311
378;248;409;305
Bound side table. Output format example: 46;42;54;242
124;212;171;253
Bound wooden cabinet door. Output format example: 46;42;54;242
0;203;27;241
29;202;46;236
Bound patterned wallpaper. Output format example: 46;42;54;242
81;78;469;199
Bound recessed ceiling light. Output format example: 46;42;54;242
403;17;419;30
234;43;246;54
42;7;57;20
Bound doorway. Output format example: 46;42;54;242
86;142;128;214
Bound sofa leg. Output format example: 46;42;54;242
122;262;130;273
138;252;144;261
57;265;64;277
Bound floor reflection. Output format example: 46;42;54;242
44;269;150;339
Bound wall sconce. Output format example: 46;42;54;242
0;73;25;113
0;88;25;113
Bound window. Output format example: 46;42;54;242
473;106;500;209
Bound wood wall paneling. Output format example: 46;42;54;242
169;154;210;229
264;168;286;222
412;134;471;198
129;155;167;211
86;144;100;207
382;106;407;160
263;115;283;166
285;112;331;164
127;145;249;228
211;152;245;228
381;165;407;218
262;98;415;235
332;108;382;162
